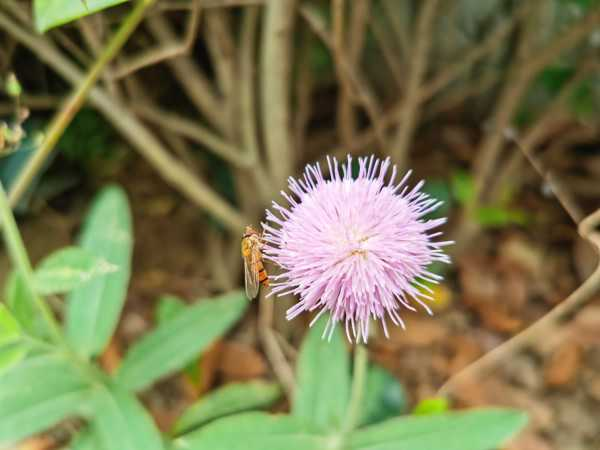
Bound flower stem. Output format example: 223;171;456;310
0;182;63;344
8;0;155;207
342;343;368;434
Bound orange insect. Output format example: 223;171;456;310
241;225;269;300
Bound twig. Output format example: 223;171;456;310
437;133;600;398
389;0;439;171
204;8;236;109
258;295;296;399
300;4;387;150
0;9;248;234
146;13;227;133
7;0;156;208
261;0;297;188
239;6;274;203
472;7;600;203
131;104;254;168
111;0;201;79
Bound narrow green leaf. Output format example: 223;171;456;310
0;343;27;376
360;365;406;426
174;381;282;435
450;170;474;205
34;246;118;295
413;397;449;415
91;384;164;450
116;292;248;391
34;0;130;32
68;428;104;450
5;271;47;337
155;295;187;323
0;353;90;444
0;303;21;346
66;186;133;358
172;413;328;450
349;409;528;450
293;314;351;432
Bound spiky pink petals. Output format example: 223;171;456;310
262;155;452;342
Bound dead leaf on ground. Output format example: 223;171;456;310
218;340;268;382
544;341;583;387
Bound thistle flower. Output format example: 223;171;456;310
262;155;452;343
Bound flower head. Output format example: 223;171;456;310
262;155;452;343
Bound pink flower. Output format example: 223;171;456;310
262;155;452;343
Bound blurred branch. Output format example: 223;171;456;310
472;7;600;204
261;0;296;188
300;4;387;150
389;0;439;170
6;0;156;207
146;13;227;133
0;6;248;233
111;0;201;79
438;131;600;397
132;105;254;168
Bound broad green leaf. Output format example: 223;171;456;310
0;343;27;376
172;412;328;450
293;314;351;432
360;365;406;426
174;381;282;435
66;186;133;358
413;397;449;415
34;0;130;32
116;292;248;391
91;384;164;450
349;409;528;450
34;246;118;295
0;353;90;444
5;271;47;337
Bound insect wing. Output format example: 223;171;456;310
243;244;260;300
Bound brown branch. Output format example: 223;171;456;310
389;0;439;170
438;131;600;398
472;7;600;203
261;0;297;188
300;4;387;150
0;9;248;234
146;13;227;133
131;104;254;168
111;0;201;79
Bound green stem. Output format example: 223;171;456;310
0;182;63;343
8;0;156;207
342;344;368;434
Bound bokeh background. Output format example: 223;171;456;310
2;1;600;449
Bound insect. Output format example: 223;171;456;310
241;225;269;300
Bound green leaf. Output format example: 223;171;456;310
68;428;104;450
34;0;130;32
172;412;327;450
155;295;186;323
476;206;528;228
293;314;351;432
0;343;27;377
349;409;528;450
5;271;47;337
413;397;449;415
0;303;21;346
421;180;452;219
116;292;248;392
360;365;406;426
91;384;164;450
34;246;118;295
174;381;282;435
66;186;133;358
450;170;474;205
0;353;90;444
